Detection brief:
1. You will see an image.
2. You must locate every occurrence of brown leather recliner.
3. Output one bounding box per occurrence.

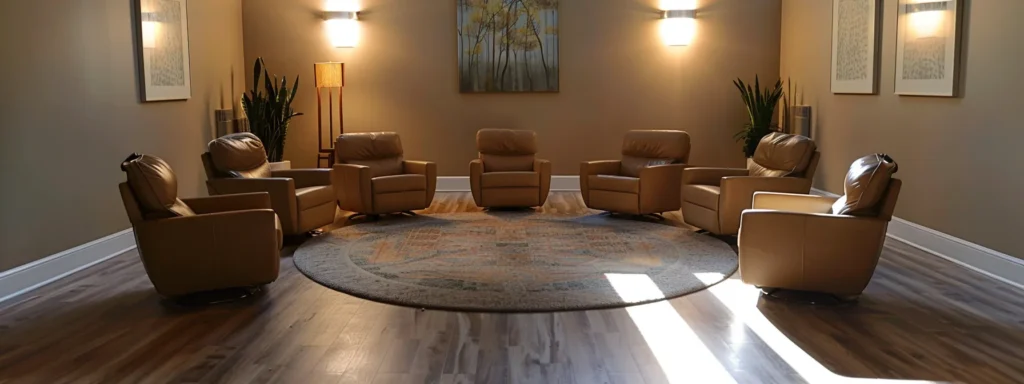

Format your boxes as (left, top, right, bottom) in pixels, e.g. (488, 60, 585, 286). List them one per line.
(470, 129, 551, 208)
(332, 132, 437, 217)
(738, 154, 902, 297)
(119, 154, 281, 297)
(580, 130, 690, 216)
(681, 132, 820, 235)
(201, 133, 337, 236)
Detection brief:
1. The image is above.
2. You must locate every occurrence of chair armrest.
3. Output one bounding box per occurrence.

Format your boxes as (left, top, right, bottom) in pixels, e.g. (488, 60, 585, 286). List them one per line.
(134, 209, 281, 289)
(206, 178, 297, 230)
(403, 160, 435, 176)
(580, 160, 621, 205)
(182, 192, 271, 214)
(717, 176, 813, 235)
(207, 178, 296, 199)
(271, 169, 332, 189)
(581, 160, 622, 176)
(332, 164, 373, 213)
(470, 159, 484, 206)
(637, 163, 687, 213)
(682, 167, 749, 186)
(721, 176, 812, 200)
(535, 159, 552, 204)
(738, 209, 888, 295)
(751, 192, 838, 213)
(404, 160, 437, 204)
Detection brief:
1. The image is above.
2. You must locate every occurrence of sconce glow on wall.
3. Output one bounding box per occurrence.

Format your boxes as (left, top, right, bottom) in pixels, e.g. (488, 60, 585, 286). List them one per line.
(323, 10, 359, 48)
(661, 8, 696, 46)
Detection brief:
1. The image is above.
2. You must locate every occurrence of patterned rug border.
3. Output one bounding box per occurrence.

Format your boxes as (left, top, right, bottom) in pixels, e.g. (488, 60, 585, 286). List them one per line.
(293, 212, 738, 313)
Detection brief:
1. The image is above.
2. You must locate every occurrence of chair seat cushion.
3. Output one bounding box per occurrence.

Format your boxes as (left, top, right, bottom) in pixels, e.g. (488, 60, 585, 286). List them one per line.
(682, 185, 721, 211)
(295, 185, 335, 211)
(372, 174, 427, 194)
(481, 172, 540, 188)
(588, 175, 639, 194)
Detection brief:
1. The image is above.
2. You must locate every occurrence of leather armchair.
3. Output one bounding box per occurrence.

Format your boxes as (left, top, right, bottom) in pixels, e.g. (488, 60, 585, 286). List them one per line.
(470, 129, 551, 208)
(580, 130, 690, 215)
(332, 132, 437, 216)
(682, 132, 819, 235)
(119, 154, 280, 297)
(202, 133, 336, 236)
(738, 154, 902, 296)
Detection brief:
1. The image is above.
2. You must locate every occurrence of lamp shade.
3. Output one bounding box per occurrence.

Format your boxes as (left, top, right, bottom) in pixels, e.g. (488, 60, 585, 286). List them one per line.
(315, 62, 344, 88)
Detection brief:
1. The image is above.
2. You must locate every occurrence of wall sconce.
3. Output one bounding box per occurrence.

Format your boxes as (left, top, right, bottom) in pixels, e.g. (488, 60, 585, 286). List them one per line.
(141, 12, 158, 49)
(314, 62, 345, 167)
(661, 9, 697, 46)
(323, 11, 360, 48)
(905, 1, 949, 39)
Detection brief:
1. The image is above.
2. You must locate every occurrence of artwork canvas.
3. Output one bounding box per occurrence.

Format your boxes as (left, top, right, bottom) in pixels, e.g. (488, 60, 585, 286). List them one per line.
(895, 0, 963, 97)
(136, 0, 192, 101)
(457, 0, 559, 93)
(830, 0, 881, 94)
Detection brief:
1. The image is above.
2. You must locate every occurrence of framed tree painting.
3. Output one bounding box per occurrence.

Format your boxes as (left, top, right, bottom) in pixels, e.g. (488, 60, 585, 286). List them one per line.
(135, 0, 192, 101)
(895, 0, 963, 97)
(831, 0, 882, 94)
(457, 0, 559, 93)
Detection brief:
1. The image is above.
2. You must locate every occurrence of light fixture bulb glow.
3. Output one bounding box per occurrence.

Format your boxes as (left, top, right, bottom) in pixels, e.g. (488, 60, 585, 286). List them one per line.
(908, 10, 945, 39)
(141, 20, 158, 49)
(326, 18, 359, 48)
(661, 16, 696, 46)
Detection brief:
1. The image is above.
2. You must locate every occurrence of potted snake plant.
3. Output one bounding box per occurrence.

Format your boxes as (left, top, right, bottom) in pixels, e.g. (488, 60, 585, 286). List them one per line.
(241, 57, 302, 169)
(733, 75, 785, 159)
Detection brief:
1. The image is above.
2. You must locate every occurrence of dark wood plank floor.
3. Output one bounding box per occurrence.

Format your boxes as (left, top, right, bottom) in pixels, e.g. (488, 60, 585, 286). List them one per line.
(1, 192, 1022, 384)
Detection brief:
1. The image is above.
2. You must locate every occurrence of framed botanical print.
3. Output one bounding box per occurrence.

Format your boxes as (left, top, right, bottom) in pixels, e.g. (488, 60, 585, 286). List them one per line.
(895, 0, 964, 97)
(831, 0, 882, 94)
(135, 0, 192, 101)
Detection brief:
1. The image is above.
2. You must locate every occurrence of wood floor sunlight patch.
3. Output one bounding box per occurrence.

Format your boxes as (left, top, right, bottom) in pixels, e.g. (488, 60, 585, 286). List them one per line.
(605, 273, 737, 384)
(693, 273, 947, 384)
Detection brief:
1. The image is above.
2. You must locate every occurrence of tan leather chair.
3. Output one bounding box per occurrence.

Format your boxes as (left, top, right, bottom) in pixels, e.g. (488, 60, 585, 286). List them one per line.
(738, 154, 902, 297)
(681, 132, 819, 235)
(580, 130, 690, 216)
(470, 129, 551, 208)
(119, 154, 281, 297)
(201, 133, 337, 236)
(332, 132, 437, 217)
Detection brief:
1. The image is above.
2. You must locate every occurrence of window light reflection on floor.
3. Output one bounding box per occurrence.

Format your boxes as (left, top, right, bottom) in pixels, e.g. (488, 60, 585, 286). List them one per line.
(693, 273, 945, 384)
(605, 273, 737, 384)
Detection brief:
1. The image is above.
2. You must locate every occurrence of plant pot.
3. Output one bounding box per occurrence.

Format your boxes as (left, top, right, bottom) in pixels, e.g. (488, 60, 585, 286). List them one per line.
(269, 161, 292, 171)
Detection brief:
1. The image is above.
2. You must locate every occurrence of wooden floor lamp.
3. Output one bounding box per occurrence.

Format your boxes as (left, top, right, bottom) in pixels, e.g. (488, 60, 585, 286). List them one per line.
(314, 62, 344, 168)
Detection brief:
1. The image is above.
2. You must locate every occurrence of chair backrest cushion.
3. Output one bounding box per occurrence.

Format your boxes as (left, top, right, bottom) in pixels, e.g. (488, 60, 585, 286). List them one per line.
(619, 130, 690, 178)
(748, 132, 817, 178)
(336, 132, 405, 177)
(120, 153, 195, 220)
(477, 129, 537, 172)
(832, 154, 899, 216)
(208, 133, 271, 178)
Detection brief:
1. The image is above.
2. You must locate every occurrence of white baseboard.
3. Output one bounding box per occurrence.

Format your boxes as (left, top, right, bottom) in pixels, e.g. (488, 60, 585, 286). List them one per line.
(811, 188, 1024, 290)
(0, 229, 137, 304)
(437, 176, 582, 192)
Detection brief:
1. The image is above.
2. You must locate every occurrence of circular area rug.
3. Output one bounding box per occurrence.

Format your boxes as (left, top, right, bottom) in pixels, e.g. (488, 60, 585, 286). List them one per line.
(293, 213, 737, 312)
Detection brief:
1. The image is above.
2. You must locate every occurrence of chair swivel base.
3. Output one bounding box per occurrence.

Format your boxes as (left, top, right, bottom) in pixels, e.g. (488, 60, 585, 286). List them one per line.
(347, 211, 418, 222)
(759, 287, 859, 306)
(604, 212, 666, 221)
(170, 286, 263, 306)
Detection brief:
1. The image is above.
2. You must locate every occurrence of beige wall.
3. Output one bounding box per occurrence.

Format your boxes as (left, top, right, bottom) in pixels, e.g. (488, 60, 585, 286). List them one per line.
(243, 0, 782, 175)
(0, 0, 246, 271)
(781, 0, 1023, 258)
